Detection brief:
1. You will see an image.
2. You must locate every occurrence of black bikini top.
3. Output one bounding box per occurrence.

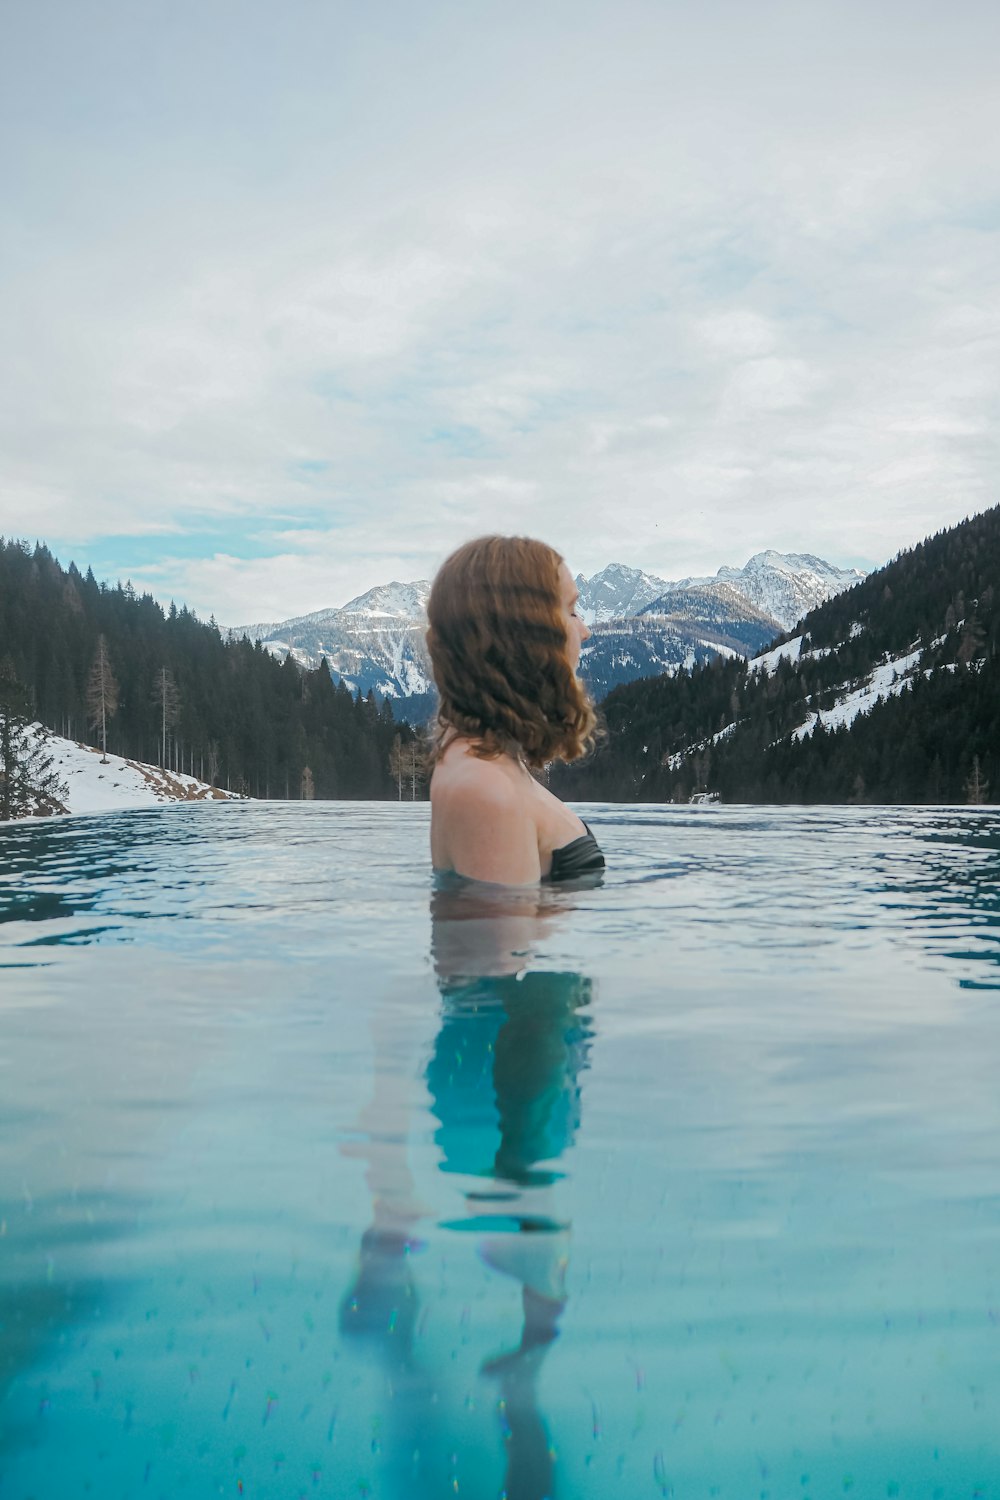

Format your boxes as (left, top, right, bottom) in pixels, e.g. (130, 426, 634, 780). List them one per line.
(546, 822, 605, 882)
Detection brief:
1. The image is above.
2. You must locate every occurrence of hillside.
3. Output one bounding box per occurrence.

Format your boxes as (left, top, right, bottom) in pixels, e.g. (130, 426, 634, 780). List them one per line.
(2, 729, 240, 820)
(551, 506, 1000, 805)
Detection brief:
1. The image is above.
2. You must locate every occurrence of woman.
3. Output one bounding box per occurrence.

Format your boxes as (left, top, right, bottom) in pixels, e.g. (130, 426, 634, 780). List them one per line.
(426, 535, 605, 884)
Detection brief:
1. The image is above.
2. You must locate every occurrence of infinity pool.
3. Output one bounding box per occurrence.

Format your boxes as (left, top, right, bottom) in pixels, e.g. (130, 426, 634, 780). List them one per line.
(2, 803, 999, 1498)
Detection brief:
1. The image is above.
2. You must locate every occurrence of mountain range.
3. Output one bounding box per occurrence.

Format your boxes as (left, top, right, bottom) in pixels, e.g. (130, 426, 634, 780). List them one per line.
(227, 551, 864, 714)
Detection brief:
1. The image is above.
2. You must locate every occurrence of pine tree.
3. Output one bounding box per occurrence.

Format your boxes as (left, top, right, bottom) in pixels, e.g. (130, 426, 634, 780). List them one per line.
(86, 634, 119, 761)
(206, 740, 221, 787)
(0, 661, 68, 820)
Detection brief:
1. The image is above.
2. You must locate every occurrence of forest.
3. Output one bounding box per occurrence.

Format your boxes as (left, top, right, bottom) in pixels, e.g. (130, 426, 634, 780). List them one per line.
(0, 538, 422, 800)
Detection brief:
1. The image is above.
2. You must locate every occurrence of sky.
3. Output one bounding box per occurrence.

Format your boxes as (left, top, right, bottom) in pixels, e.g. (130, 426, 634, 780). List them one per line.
(2, 0, 999, 626)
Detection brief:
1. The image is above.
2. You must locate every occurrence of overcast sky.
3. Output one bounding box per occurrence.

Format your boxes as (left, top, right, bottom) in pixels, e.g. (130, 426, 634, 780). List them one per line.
(2, 0, 999, 624)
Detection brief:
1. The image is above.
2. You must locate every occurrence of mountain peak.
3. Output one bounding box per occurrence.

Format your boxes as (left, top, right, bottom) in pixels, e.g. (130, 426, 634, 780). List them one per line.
(576, 563, 671, 623)
(712, 552, 865, 627)
(340, 580, 431, 617)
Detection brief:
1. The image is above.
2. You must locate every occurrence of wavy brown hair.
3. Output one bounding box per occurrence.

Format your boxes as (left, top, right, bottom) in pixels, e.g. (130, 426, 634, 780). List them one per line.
(425, 535, 597, 770)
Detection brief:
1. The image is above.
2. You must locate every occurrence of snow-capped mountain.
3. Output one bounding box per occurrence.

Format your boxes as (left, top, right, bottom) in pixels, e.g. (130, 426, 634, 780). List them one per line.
(226, 552, 863, 714)
(662, 551, 865, 632)
(577, 553, 863, 633)
(340, 580, 432, 620)
(228, 581, 434, 704)
(574, 564, 672, 624)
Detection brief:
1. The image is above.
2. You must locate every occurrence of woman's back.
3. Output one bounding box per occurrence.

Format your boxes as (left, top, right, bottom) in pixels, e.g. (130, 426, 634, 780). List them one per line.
(430, 736, 589, 884)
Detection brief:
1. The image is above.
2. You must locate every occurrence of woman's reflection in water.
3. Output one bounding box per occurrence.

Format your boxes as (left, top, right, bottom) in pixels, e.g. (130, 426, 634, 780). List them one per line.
(340, 875, 597, 1499)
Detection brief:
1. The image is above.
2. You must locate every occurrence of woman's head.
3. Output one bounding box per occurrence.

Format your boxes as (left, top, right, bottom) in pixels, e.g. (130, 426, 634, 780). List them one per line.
(425, 535, 596, 769)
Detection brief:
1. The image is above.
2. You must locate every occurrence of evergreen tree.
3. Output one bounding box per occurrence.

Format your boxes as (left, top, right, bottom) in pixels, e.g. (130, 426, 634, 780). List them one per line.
(387, 725, 430, 801)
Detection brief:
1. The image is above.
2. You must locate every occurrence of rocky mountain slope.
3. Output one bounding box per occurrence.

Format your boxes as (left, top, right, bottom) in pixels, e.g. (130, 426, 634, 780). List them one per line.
(228, 580, 434, 705)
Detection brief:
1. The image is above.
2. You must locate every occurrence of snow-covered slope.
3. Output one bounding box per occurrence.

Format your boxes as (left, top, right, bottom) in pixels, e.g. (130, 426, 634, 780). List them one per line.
(747, 627, 958, 746)
(340, 580, 432, 619)
(790, 647, 931, 742)
(6, 729, 239, 820)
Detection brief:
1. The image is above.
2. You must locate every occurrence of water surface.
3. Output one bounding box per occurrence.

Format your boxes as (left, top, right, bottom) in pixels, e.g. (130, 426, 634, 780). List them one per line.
(2, 803, 999, 1498)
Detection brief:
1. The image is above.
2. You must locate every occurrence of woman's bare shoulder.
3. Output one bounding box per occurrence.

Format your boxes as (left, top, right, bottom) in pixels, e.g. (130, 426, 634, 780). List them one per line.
(431, 744, 523, 812)
(430, 742, 541, 883)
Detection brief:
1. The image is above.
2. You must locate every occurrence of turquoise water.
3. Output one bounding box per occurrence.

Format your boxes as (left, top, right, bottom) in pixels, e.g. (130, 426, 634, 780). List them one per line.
(2, 803, 1000, 1499)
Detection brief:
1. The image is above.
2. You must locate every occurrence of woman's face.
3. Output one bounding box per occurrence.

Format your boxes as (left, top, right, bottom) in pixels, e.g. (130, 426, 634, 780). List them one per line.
(558, 562, 590, 671)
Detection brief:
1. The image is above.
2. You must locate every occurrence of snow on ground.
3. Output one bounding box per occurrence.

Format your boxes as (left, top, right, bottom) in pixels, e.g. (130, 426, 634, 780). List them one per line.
(664, 718, 739, 772)
(751, 635, 804, 675)
(12, 728, 240, 819)
(792, 648, 925, 742)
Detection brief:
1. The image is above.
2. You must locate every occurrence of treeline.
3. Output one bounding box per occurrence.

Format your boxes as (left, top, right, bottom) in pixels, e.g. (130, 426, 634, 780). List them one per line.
(553, 505, 1000, 805)
(0, 538, 421, 798)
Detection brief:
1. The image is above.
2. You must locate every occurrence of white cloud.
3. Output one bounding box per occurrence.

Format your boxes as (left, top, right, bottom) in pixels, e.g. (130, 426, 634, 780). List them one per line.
(697, 311, 778, 359)
(722, 357, 820, 414)
(2, 0, 999, 616)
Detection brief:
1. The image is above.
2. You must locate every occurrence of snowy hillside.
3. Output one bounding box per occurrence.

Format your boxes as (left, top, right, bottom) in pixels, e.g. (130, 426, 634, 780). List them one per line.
(750, 631, 955, 745)
(6, 729, 240, 820)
